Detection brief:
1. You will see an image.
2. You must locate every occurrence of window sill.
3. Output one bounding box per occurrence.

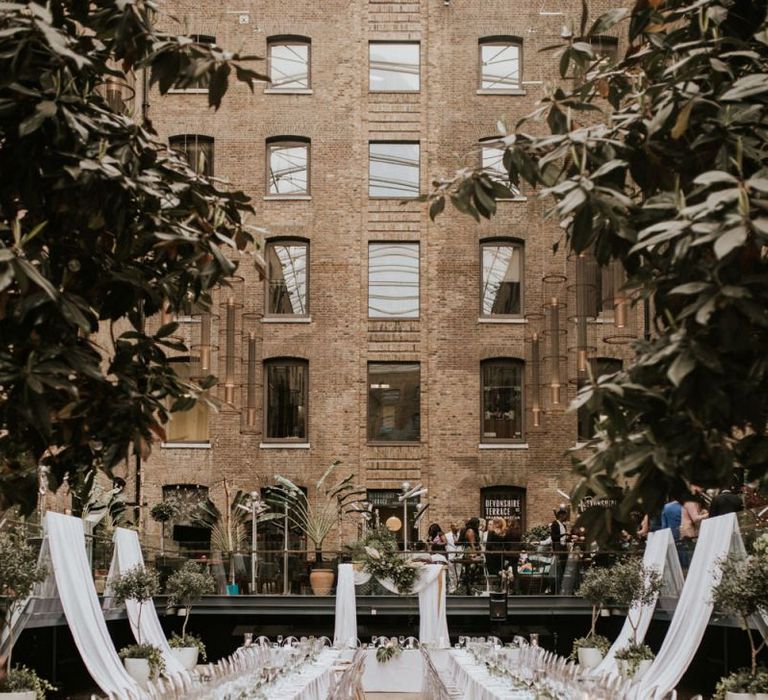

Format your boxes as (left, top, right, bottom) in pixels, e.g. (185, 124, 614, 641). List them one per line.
(369, 90, 421, 94)
(478, 317, 526, 324)
(260, 442, 310, 449)
(167, 88, 208, 94)
(263, 195, 312, 201)
(368, 196, 421, 201)
(161, 442, 211, 449)
(367, 442, 421, 447)
(264, 88, 313, 95)
(478, 443, 529, 450)
(476, 89, 527, 96)
(262, 316, 312, 324)
(496, 196, 528, 202)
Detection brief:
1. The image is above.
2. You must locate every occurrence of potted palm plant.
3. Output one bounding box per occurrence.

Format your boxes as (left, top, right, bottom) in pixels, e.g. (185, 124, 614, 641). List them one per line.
(165, 561, 215, 670)
(712, 534, 768, 700)
(0, 530, 52, 699)
(609, 557, 663, 681)
(111, 565, 165, 687)
(572, 565, 613, 669)
(268, 460, 368, 595)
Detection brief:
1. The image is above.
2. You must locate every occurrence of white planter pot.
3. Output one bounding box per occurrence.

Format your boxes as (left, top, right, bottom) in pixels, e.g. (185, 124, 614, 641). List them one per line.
(171, 646, 199, 671)
(577, 647, 604, 669)
(617, 658, 652, 680)
(124, 657, 151, 688)
(0, 692, 36, 700)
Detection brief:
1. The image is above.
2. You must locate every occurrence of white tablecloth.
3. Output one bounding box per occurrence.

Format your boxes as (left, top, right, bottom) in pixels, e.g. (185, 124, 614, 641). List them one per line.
(449, 650, 534, 700)
(200, 649, 338, 699)
(362, 649, 422, 692)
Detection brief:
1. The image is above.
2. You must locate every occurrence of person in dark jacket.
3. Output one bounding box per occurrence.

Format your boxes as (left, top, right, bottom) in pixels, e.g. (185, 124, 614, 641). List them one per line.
(709, 486, 743, 517)
(550, 507, 569, 593)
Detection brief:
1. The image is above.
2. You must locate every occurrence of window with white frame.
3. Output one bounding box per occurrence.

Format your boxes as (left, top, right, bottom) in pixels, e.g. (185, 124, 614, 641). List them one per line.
(369, 42, 420, 92)
(368, 242, 419, 319)
(481, 239, 523, 317)
(369, 142, 419, 198)
(266, 239, 309, 316)
(479, 37, 522, 91)
(268, 36, 311, 90)
(267, 137, 309, 196)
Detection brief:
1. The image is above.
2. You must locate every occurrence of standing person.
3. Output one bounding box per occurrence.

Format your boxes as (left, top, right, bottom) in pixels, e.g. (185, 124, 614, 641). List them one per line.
(549, 507, 569, 594)
(459, 517, 482, 594)
(485, 517, 508, 578)
(709, 483, 744, 517)
(427, 522, 447, 552)
(444, 521, 462, 593)
(680, 488, 708, 567)
(505, 516, 523, 594)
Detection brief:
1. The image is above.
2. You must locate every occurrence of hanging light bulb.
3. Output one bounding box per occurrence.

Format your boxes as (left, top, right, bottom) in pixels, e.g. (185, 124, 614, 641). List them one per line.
(542, 274, 568, 414)
(525, 312, 545, 429)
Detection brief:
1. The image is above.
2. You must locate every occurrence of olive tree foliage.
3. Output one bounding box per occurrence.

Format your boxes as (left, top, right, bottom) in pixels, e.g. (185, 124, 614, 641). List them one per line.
(429, 0, 768, 541)
(0, 1, 268, 511)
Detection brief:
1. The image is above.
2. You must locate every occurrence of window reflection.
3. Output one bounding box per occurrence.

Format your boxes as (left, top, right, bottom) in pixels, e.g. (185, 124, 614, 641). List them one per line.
(369, 142, 419, 198)
(166, 361, 209, 443)
(368, 242, 419, 318)
(267, 241, 308, 315)
(268, 140, 309, 195)
(265, 359, 307, 440)
(169, 134, 214, 177)
(481, 242, 522, 316)
(480, 139, 520, 197)
(369, 43, 420, 91)
(480, 42, 521, 90)
(368, 363, 420, 442)
(269, 41, 310, 90)
(482, 359, 524, 442)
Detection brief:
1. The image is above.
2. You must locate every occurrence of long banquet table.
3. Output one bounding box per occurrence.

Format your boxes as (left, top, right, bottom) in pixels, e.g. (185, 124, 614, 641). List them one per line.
(449, 649, 535, 700)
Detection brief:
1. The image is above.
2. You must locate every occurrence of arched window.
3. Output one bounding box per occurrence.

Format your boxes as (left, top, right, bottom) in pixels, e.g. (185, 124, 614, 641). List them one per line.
(266, 136, 310, 196)
(479, 36, 522, 92)
(169, 134, 214, 177)
(264, 358, 308, 441)
(266, 239, 309, 316)
(480, 238, 524, 317)
(267, 35, 311, 90)
(481, 358, 524, 442)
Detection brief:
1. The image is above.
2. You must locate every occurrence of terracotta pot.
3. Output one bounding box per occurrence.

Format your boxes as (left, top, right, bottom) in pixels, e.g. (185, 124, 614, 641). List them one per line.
(171, 646, 199, 671)
(123, 658, 151, 688)
(0, 692, 36, 700)
(309, 568, 335, 595)
(577, 647, 604, 669)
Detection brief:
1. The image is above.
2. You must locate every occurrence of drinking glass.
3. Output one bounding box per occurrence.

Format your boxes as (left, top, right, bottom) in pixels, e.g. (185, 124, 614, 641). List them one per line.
(277, 634, 284, 646)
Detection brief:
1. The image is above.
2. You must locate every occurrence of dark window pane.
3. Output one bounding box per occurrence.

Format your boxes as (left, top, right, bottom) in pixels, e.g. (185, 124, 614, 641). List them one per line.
(169, 135, 214, 177)
(480, 43, 520, 90)
(369, 142, 419, 198)
(368, 243, 419, 318)
(577, 358, 622, 440)
(481, 243, 522, 315)
(368, 363, 420, 442)
(266, 361, 307, 440)
(369, 43, 419, 91)
(482, 360, 523, 441)
(267, 242, 308, 315)
(268, 142, 309, 195)
(269, 42, 310, 89)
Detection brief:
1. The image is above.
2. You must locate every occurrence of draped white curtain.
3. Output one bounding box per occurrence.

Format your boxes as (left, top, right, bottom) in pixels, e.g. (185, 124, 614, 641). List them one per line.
(106, 528, 186, 677)
(595, 528, 684, 675)
(636, 513, 745, 698)
(45, 512, 143, 699)
(334, 563, 450, 648)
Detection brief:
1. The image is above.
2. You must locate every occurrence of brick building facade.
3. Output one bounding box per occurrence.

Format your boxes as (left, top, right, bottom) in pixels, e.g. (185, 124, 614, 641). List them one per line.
(131, 0, 638, 548)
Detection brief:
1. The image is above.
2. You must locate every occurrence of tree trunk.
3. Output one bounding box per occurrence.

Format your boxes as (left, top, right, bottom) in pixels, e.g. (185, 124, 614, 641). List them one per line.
(316, 548, 323, 565)
(136, 603, 143, 645)
(182, 607, 190, 640)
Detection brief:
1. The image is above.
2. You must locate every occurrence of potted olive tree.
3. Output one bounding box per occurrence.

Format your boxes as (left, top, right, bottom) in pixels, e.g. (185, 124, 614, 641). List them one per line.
(572, 565, 612, 669)
(610, 557, 663, 681)
(268, 460, 368, 595)
(712, 534, 768, 700)
(0, 530, 52, 700)
(111, 565, 165, 687)
(150, 501, 178, 557)
(165, 561, 215, 670)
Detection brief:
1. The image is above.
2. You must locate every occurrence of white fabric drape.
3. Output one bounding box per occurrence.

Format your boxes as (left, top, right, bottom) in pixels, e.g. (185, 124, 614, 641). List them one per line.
(45, 512, 143, 699)
(333, 563, 358, 648)
(595, 528, 684, 675)
(334, 562, 450, 648)
(636, 513, 742, 698)
(106, 528, 186, 677)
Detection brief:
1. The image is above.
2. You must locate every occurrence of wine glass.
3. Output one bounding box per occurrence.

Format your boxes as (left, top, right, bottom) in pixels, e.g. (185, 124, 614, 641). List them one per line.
(277, 634, 284, 646)
(371, 635, 378, 646)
